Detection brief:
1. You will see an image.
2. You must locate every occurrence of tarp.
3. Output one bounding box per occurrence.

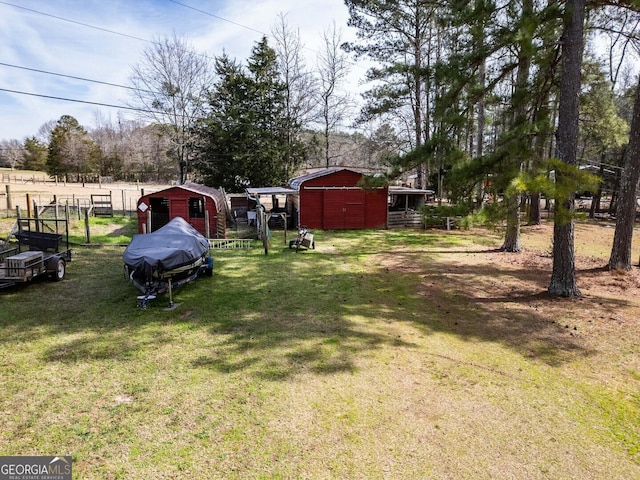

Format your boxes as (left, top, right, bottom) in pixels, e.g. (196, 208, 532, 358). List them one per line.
(123, 217, 209, 279)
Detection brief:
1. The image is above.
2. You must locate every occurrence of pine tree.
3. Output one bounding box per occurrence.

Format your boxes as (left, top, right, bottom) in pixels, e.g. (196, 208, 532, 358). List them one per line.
(609, 74, 640, 270)
(548, 0, 586, 297)
(22, 137, 48, 171)
(193, 38, 306, 192)
(343, 0, 439, 188)
(46, 115, 94, 181)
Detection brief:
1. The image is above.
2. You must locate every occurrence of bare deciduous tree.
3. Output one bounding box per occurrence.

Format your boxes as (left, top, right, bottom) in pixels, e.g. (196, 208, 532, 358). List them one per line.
(0, 139, 22, 169)
(271, 13, 317, 131)
(36, 120, 57, 144)
(317, 22, 353, 168)
(128, 33, 212, 184)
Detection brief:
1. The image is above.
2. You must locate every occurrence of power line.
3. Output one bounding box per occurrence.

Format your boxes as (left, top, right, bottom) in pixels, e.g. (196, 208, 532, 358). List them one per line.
(167, 0, 268, 36)
(166, 0, 360, 69)
(0, 86, 169, 116)
(0, 1, 152, 44)
(0, 1, 221, 63)
(0, 62, 158, 95)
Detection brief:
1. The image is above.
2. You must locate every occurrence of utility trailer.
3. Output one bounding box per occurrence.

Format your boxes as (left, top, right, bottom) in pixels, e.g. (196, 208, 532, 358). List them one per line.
(0, 217, 72, 289)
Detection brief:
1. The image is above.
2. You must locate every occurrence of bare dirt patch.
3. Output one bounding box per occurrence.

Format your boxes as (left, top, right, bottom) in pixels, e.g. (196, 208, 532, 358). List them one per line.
(379, 221, 640, 383)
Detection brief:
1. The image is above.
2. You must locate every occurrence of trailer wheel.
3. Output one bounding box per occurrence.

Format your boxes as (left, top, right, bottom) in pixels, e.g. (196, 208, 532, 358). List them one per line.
(51, 258, 66, 281)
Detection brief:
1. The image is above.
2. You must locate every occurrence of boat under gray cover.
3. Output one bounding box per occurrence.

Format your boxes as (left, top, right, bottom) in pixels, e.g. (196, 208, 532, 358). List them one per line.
(123, 217, 211, 294)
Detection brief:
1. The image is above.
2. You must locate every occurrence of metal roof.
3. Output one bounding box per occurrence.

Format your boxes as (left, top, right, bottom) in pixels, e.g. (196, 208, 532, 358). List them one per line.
(246, 187, 298, 196)
(288, 167, 367, 191)
(388, 186, 435, 195)
(142, 182, 228, 213)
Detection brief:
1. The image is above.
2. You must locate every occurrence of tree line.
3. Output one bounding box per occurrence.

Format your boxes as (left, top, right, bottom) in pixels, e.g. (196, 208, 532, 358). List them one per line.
(0, 16, 399, 186)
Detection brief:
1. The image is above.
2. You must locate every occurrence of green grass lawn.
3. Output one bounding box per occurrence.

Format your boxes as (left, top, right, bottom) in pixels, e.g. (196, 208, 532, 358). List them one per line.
(1, 226, 639, 479)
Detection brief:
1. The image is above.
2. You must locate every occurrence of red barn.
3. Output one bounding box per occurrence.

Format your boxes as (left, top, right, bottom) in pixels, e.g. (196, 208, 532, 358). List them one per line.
(289, 168, 388, 230)
(135, 182, 228, 238)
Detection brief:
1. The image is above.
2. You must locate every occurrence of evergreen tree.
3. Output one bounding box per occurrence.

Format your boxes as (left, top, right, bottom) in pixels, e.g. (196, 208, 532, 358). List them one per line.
(193, 37, 306, 192)
(548, 0, 586, 297)
(579, 59, 629, 217)
(430, 1, 561, 218)
(22, 137, 48, 171)
(46, 115, 94, 180)
(343, 0, 439, 188)
(609, 75, 640, 270)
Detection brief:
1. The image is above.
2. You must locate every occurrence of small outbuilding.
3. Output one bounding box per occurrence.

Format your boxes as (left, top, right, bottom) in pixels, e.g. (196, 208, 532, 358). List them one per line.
(135, 182, 228, 238)
(387, 186, 435, 228)
(288, 168, 388, 230)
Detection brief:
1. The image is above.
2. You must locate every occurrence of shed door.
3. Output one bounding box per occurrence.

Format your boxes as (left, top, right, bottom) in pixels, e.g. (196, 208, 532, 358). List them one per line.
(323, 190, 365, 229)
(150, 197, 170, 231)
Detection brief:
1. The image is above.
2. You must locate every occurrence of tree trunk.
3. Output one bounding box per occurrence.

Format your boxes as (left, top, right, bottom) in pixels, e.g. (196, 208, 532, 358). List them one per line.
(609, 152, 624, 215)
(609, 74, 640, 270)
(501, 0, 533, 253)
(589, 189, 601, 218)
(548, 0, 585, 297)
(475, 57, 486, 208)
(413, 24, 424, 189)
(589, 161, 603, 218)
(502, 194, 522, 251)
(529, 192, 541, 225)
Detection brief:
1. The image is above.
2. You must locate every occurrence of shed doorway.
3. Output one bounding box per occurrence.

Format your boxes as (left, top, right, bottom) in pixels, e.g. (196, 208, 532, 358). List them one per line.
(150, 197, 170, 231)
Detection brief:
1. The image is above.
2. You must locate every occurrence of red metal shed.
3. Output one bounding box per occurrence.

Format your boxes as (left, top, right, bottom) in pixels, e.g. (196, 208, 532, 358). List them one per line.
(135, 182, 228, 238)
(288, 168, 388, 230)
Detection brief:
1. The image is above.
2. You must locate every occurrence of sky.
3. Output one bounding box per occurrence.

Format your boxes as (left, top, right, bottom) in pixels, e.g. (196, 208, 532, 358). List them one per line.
(0, 0, 362, 142)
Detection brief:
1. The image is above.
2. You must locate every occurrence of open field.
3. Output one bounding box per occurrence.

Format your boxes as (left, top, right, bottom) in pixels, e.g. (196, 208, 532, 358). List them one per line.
(1, 168, 170, 214)
(1, 218, 639, 479)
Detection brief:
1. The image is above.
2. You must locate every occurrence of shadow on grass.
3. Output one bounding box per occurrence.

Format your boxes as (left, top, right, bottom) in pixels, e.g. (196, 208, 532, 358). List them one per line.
(190, 307, 412, 379)
(1, 229, 632, 379)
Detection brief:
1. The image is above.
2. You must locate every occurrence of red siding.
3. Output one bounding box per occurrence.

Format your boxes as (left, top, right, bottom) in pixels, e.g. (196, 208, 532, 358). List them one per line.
(136, 186, 223, 237)
(295, 170, 387, 230)
(323, 190, 365, 229)
(302, 170, 363, 188)
(299, 190, 323, 228)
(364, 189, 388, 228)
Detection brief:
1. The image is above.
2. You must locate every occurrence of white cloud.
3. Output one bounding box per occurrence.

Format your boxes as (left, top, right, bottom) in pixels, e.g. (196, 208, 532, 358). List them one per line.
(0, 0, 366, 142)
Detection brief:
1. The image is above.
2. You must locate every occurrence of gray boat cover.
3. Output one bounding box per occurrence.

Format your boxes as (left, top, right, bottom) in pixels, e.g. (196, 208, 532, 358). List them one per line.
(123, 217, 209, 276)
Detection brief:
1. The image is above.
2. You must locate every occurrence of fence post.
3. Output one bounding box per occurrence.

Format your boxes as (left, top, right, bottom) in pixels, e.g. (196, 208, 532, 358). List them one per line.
(5, 185, 10, 215)
(84, 209, 91, 244)
(34, 203, 40, 232)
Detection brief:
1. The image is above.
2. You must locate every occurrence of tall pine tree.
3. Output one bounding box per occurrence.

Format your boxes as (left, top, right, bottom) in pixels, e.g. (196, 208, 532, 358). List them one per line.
(548, 0, 586, 297)
(193, 38, 306, 192)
